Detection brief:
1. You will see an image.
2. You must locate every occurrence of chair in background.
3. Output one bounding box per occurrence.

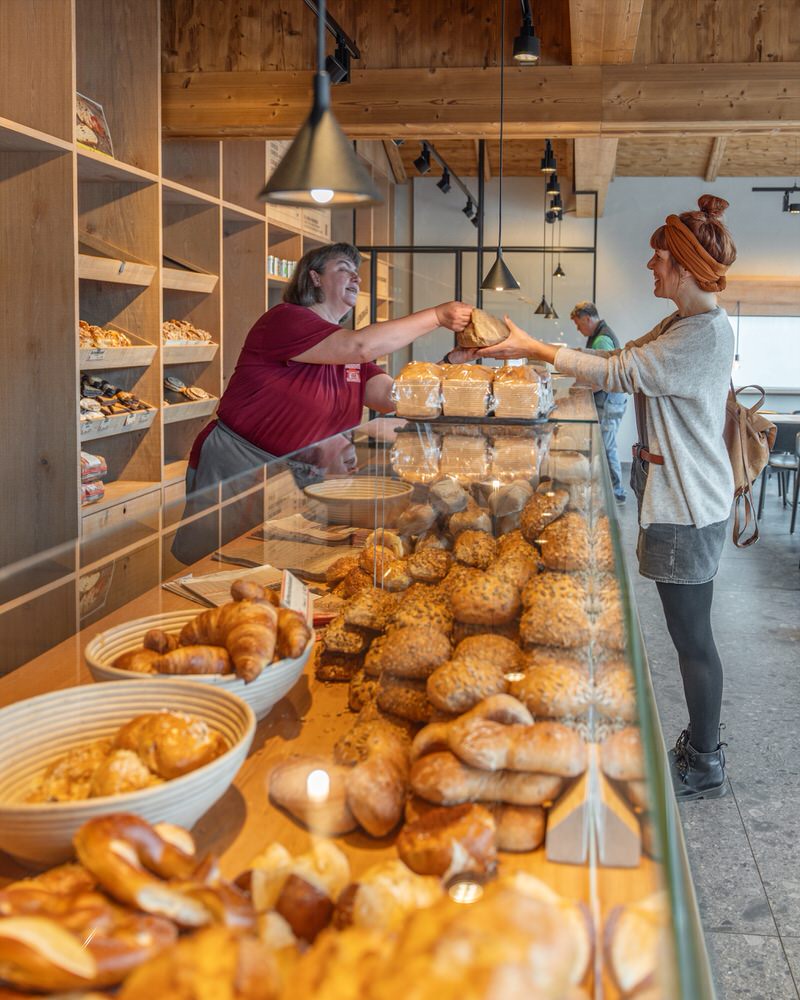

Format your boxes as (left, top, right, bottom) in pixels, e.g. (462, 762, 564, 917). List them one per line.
(758, 422, 800, 517)
(789, 433, 800, 534)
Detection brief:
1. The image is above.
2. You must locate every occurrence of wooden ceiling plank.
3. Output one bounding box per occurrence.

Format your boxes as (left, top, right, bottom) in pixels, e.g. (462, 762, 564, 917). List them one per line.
(382, 139, 407, 184)
(162, 64, 800, 140)
(569, 0, 645, 66)
(574, 137, 618, 218)
(704, 136, 728, 182)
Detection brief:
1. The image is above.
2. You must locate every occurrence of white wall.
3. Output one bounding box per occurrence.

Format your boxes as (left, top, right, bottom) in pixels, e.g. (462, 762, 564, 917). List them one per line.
(411, 174, 800, 453)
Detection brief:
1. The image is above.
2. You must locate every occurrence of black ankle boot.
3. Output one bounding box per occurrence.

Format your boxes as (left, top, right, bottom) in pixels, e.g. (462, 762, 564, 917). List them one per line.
(668, 726, 691, 768)
(672, 740, 727, 801)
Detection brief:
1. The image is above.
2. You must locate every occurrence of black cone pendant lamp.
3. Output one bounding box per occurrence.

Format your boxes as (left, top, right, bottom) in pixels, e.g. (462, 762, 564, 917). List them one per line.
(534, 201, 550, 314)
(553, 216, 566, 278)
(259, 0, 380, 207)
(482, 0, 519, 292)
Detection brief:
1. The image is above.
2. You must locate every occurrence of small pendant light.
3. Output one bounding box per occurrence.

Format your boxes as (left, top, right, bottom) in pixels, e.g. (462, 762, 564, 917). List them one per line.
(534, 192, 550, 314)
(482, 0, 519, 292)
(553, 216, 566, 278)
(546, 221, 559, 319)
(259, 0, 380, 207)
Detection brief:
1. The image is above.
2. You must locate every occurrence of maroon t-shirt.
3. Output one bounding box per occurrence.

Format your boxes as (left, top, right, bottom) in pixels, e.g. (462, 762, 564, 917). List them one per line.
(215, 302, 384, 457)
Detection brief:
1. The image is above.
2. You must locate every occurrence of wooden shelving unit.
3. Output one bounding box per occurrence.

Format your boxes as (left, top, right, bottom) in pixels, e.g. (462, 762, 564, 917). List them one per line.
(0, 26, 395, 671)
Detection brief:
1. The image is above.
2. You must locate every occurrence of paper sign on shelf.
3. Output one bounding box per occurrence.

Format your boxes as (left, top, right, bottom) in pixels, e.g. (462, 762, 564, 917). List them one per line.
(281, 570, 312, 624)
(89, 348, 105, 360)
(124, 412, 136, 426)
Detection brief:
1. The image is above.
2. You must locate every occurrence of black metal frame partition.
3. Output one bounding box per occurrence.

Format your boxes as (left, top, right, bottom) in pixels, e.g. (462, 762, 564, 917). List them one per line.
(354, 141, 599, 329)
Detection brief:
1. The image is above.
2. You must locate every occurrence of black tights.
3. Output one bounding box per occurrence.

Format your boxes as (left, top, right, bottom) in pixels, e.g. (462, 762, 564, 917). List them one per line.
(655, 580, 723, 753)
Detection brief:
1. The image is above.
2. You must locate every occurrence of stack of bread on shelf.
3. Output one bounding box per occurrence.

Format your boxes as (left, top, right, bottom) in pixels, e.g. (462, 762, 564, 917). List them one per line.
(78, 319, 132, 348)
(161, 318, 214, 343)
(110, 580, 312, 683)
(2, 812, 669, 998)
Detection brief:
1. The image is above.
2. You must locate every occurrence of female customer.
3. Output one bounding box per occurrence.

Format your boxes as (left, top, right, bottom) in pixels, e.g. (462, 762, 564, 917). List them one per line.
(186, 242, 471, 491)
(474, 195, 737, 801)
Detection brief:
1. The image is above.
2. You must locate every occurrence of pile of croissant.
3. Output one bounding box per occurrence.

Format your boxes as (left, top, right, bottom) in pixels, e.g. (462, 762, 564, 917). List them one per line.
(112, 581, 312, 683)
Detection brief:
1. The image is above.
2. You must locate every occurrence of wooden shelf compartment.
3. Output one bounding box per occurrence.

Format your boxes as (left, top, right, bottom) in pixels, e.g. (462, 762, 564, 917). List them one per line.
(267, 273, 292, 284)
(163, 397, 218, 424)
(77, 148, 158, 185)
(163, 341, 220, 364)
(0, 117, 72, 154)
(163, 139, 221, 200)
(80, 479, 161, 515)
(80, 408, 156, 442)
(222, 140, 266, 217)
(222, 202, 265, 224)
(162, 177, 220, 208)
(78, 252, 155, 287)
(162, 262, 219, 294)
(79, 330, 157, 369)
(163, 459, 189, 485)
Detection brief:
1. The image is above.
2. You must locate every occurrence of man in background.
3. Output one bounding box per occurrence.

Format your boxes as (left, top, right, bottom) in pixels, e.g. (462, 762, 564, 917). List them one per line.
(570, 302, 627, 504)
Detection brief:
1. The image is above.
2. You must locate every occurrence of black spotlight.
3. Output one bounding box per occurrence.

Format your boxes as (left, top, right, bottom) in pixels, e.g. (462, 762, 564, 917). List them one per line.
(545, 209, 558, 224)
(513, 3, 540, 64)
(414, 143, 431, 175)
(540, 139, 556, 174)
(550, 193, 563, 216)
(463, 198, 476, 220)
(546, 172, 560, 197)
(437, 169, 451, 194)
(325, 41, 350, 84)
(783, 190, 800, 214)
(392, 138, 405, 147)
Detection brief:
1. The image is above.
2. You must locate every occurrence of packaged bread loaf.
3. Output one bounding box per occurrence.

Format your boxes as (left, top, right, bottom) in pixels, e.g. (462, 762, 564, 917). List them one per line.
(391, 362, 443, 418)
(492, 364, 543, 419)
(390, 431, 441, 483)
(543, 449, 592, 484)
(441, 364, 493, 418)
(439, 434, 489, 482)
(457, 308, 509, 349)
(490, 436, 540, 483)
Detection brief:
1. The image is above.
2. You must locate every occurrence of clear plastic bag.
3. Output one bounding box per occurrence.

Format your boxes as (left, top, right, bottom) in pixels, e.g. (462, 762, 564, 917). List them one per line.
(390, 379, 442, 419)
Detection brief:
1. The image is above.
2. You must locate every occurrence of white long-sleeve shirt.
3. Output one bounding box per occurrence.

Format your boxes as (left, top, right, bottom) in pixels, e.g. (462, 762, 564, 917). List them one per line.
(555, 307, 734, 527)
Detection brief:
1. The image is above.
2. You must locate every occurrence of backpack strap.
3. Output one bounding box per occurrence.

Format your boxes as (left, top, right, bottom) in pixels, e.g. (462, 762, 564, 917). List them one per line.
(730, 379, 761, 548)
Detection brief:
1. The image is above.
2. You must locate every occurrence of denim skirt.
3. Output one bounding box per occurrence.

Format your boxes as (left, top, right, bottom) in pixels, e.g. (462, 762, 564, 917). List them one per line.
(631, 456, 727, 585)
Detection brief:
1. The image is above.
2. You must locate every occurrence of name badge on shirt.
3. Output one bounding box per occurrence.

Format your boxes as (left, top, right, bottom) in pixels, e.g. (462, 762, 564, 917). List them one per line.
(344, 364, 361, 383)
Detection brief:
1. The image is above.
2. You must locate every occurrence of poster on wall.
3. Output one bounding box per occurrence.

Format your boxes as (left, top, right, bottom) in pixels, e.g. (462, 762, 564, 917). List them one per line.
(75, 93, 114, 157)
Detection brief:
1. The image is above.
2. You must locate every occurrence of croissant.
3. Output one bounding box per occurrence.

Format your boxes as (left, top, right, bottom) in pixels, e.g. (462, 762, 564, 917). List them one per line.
(275, 608, 312, 660)
(156, 645, 232, 676)
(179, 600, 278, 682)
(230, 579, 280, 606)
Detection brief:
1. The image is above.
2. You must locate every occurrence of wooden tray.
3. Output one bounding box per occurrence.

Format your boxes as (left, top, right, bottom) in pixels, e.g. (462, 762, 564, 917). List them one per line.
(78, 231, 156, 287)
(162, 254, 219, 294)
(79, 408, 156, 442)
(162, 397, 218, 424)
(163, 341, 219, 364)
(79, 328, 157, 370)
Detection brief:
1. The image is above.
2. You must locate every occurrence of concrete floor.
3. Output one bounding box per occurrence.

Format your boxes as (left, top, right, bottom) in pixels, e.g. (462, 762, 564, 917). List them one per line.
(616, 468, 800, 999)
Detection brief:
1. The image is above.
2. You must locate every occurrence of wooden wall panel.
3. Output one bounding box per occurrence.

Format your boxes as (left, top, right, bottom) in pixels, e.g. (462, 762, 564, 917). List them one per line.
(161, 0, 572, 73)
(635, 0, 800, 64)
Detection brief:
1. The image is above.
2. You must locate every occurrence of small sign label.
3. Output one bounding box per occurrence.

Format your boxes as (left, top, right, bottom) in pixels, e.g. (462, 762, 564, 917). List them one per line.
(124, 412, 136, 426)
(89, 348, 106, 360)
(281, 570, 312, 623)
(344, 363, 361, 383)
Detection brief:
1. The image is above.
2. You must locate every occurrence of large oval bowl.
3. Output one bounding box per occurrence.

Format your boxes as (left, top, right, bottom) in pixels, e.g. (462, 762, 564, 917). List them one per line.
(85, 609, 313, 721)
(0, 678, 255, 868)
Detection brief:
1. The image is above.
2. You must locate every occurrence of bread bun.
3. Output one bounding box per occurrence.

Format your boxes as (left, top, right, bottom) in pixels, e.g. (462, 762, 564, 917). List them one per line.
(397, 802, 497, 878)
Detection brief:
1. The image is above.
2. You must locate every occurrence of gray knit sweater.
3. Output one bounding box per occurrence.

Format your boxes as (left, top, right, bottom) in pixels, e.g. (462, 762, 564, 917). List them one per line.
(555, 307, 734, 528)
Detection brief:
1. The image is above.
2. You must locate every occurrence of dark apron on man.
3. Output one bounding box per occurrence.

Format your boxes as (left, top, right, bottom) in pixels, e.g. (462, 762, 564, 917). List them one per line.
(587, 321, 626, 413)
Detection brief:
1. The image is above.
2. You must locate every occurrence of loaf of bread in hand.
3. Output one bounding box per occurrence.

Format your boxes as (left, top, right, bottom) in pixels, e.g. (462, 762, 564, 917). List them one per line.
(457, 309, 509, 348)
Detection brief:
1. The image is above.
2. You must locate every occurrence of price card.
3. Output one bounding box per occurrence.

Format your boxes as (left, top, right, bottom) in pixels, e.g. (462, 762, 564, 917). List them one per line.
(281, 570, 312, 624)
(124, 412, 136, 426)
(89, 348, 105, 361)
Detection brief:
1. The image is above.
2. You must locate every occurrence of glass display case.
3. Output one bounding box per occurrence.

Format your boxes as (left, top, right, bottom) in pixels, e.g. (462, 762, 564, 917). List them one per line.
(0, 387, 714, 999)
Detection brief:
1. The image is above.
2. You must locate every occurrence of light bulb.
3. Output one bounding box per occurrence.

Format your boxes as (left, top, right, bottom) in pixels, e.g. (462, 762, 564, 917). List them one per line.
(306, 769, 330, 802)
(310, 188, 335, 204)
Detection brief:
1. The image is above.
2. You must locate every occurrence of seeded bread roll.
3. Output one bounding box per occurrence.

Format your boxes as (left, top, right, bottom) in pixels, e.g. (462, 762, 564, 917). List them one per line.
(452, 633, 524, 675)
(344, 587, 399, 632)
(448, 504, 493, 538)
(427, 657, 508, 714)
(333, 567, 373, 599)
(323, 615, 370, 655)
(363, 635, 388, 677)
(489, 480, 534, 517)
(449, 570, 521, 627)
(519, 596, 591, 650)
(538, 512, 591, 572)
(348, 669, 381, 711)
(377, 675, 435, 724)
(489, 549, 538, 590)
(373, 626, 452, 680)
(519, 489, 570, 543)
(451, 619, 520, 645)
(595, 602, 626, 651)
(380, 558, 414, 592)
(407, 547, 452, 584)
(359, 544, 398, 576)
(388, 593, 454, 635)
(595, 667, 637, 722)
(315, 647, 363, 683)
(429, 478, 469, 515)
(521, 571, 588, 609)
(509, 664, 592, 719)
(600, 726, 645, 782)
(593, 516, 615, 573)
(438, 562, 475, 595)
(496, 529, 534, 559)
(334, 717, 412, 768)
(415, 528, 452, 551)
(452, 529, 497, 570)
(326, 552, 362, 584)
(520, 646, 590, 674)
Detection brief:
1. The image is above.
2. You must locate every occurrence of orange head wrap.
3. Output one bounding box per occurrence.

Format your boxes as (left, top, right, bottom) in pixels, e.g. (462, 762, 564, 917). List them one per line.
(662, 214, 728, 292)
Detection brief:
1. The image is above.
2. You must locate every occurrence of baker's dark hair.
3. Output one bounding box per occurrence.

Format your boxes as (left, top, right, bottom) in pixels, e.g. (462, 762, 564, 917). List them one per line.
(284, 243, 362, 306)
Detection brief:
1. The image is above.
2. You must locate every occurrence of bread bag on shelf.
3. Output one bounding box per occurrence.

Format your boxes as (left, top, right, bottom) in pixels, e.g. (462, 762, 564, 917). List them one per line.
(391, 361, 442, 418)
(492, 364, 544, 419)
(441, 364, 494, 418)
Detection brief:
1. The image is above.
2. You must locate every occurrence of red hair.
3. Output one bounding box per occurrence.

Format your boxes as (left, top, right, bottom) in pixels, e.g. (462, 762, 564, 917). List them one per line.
(650, 194, 737, 267)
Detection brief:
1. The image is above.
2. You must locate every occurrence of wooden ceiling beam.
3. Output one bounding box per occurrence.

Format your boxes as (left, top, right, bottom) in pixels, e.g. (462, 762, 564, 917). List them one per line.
(382, 139, 407, 184)
(162, 63, 800, 140)
(569, 0, 645, 65)
(704, 136, 728, 182)
(574, 138, 619, 218)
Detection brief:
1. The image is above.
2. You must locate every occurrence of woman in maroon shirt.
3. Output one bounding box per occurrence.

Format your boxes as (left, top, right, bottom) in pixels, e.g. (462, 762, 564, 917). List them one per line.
(187, 242, 470, 492)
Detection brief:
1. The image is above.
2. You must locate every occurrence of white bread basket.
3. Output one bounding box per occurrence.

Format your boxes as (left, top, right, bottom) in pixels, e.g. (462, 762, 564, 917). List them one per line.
(84, 609, 313, 721)
(0, 678, 255, 867)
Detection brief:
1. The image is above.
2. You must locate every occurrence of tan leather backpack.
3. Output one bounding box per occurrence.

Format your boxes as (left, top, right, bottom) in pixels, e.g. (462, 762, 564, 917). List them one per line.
(723, 384, 777, 547)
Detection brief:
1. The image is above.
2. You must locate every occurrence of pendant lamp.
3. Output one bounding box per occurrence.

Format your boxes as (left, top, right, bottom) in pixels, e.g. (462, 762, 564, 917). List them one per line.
(553, 216, 566, 278)
(534, 195, 550, 314)
(546, 224, 559, 318)
(259, 0, 380, 207)
(482, 0, 519, 292)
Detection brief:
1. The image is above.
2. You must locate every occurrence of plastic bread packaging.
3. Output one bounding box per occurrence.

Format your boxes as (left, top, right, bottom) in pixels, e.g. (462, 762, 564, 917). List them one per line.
(390, 430, 442, 483)
(391, 362, 443, 418)
(441, 364, 494, 418)
(490, 437, 541, 483)
(80, 450, 108, 483)
(439, 434, 489, 483)
(80, 480, 105, 506)
(492, 364, 543, 419)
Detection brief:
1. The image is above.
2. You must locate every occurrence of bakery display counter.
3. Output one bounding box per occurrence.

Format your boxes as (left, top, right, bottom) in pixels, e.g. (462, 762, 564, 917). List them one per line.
(0, 391, 715, 999)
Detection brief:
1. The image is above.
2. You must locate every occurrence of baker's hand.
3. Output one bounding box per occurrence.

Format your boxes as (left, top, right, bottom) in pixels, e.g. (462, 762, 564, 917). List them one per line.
(434, 301, 473, 333)
(476, 315, 554, 361)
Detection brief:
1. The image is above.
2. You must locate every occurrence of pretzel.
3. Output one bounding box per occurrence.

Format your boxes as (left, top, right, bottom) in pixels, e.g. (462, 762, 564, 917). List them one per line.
(0, 891, 176, 991)
(74, 815, 254, 930)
